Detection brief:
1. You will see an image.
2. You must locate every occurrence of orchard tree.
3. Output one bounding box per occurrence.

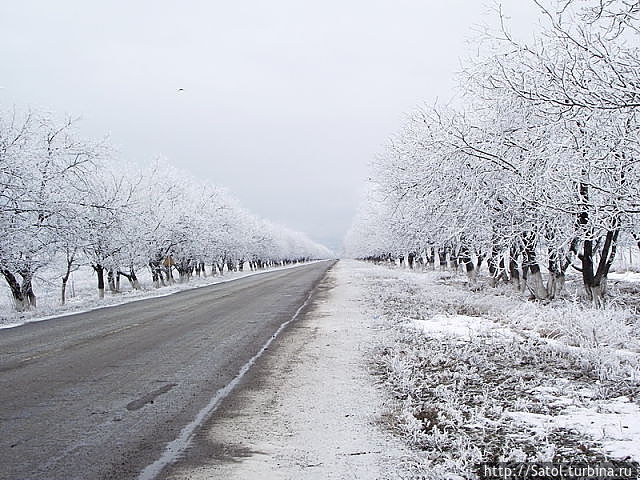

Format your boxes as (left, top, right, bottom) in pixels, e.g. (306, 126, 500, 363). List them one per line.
(0, 109, 105, 309)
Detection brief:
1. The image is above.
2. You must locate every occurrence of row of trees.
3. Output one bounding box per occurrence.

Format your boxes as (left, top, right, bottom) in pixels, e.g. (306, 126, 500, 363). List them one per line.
(345, 0, 640, 306)
(1, 109, 331, 311)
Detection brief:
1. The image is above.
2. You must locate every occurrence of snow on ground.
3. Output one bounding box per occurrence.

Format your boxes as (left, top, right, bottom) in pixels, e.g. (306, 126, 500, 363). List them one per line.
(411, 314, 517, 341)
(162, 260, 412, 480)
(342, 260, 640, 478)
(0, 262, 319, 330)
(610, 271, 640, 283)
(510, 397, 640, 461)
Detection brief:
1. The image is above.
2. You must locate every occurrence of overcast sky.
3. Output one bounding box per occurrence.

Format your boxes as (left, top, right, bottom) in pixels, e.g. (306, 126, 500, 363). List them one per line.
(0, 1, 537, 251)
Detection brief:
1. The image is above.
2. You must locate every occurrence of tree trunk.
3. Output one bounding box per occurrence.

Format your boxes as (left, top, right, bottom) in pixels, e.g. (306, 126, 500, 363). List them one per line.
(437, 248, 447, 270)
(227, 259, 235, 272)
(582, 228, 619, 308)
(118, 268, 141, 290)
(427, 247, 435, 270)
(150, 265, 159, 288)
(487, 242, 501, 288)
(61, 278, 68, 306)
(165, 266, 174, 284)
(18, 270, 37, 309)
(546, 272, 565, 300)
(586, 281, 607, 309)
(476, 253, 485, 274)
(509, 246, 521, 291)
(149, 259, 162, 288)
(130, 267, 140, 289)
(458, 243, 476, 284)
(527, 266, 548, 300)
(545, 227, 579, 300)
(522, 233, 547, 300)
(61, 249, 77, 306)
(448, 245, 459, 273)
(546, 246, 565, 300)
(2, 269, 28, 311)
(61, 269, 72, 305)
(93, 264, 105, 299)
(107, 269, 117, 293)
(574, 178, 616, 307)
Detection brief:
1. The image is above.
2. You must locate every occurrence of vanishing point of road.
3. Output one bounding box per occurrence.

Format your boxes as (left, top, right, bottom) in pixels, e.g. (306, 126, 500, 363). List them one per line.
(0, 261, 334, 480)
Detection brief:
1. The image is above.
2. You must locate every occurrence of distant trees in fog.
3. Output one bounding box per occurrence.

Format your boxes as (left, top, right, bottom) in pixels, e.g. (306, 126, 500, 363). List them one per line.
(345, 0, 640, 307)
(0, 110, 330, 311)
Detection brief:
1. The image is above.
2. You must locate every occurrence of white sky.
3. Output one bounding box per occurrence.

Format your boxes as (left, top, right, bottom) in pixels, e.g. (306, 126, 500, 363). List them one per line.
(0, 1, 538, 251)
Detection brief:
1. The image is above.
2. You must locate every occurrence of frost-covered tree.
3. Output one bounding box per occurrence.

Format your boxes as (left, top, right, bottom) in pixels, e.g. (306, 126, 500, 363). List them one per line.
(0, 110, 105, 309)
(346, 0, 640, 306)
(0, 108, 330, 311)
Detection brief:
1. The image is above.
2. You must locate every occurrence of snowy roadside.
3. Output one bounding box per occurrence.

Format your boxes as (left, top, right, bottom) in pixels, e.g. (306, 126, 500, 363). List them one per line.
(352, 261, 640, 478)
(161, 260, 412, 480)
(0, 261, 323, 330)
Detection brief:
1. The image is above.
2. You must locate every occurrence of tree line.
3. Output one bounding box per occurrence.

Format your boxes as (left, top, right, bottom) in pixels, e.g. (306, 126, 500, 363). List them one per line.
(0, 109, 331, 311)
(345, 0, 640, 307)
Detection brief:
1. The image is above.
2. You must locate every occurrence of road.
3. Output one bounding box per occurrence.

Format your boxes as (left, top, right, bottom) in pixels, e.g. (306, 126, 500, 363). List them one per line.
(0, 261, 334, 480)
(157, 260, 409, 480)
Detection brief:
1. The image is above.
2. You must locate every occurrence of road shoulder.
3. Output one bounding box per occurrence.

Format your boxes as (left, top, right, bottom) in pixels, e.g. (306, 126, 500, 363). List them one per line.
(161, 260, 410, 479)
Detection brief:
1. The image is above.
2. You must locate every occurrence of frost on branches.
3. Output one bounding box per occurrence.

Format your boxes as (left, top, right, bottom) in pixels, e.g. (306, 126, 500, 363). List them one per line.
(345, 0, 640, 307)
(0, 109, 331, 312)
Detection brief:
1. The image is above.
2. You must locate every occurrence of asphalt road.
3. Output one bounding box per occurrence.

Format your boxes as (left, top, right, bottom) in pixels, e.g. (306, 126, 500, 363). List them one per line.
(0, 261, 334, 480)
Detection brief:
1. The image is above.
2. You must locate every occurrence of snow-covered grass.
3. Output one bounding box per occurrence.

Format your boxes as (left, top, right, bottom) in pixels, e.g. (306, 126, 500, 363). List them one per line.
(0, 261, 320, 329)
(345, 261, 640, 478)
(509, 397, 640, 462)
